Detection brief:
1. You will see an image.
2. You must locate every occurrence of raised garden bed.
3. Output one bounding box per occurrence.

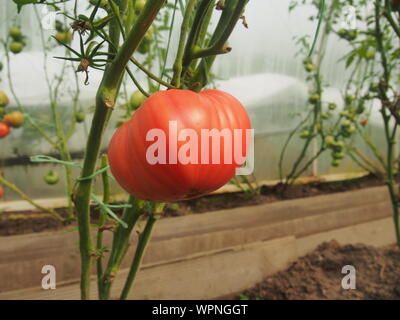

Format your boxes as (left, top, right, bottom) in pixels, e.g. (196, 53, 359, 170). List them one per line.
(241, 241, 400, 300)
(0, 182, 396, 299)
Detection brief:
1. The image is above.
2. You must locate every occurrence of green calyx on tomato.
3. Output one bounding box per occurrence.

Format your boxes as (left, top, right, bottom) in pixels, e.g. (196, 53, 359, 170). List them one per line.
(0, 122, 11, 139)
(4, 111, 24, 128)
(44, 171, 60, 185)
(0, 91, 10, 107)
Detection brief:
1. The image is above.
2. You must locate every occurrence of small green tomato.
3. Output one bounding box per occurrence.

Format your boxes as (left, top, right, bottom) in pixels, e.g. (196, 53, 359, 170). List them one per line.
(44, 171, 60, 185)
(308, 93, 320, 104)
(75, 112, 86, 123)
(130, 90, 146, 110)
(9, 41, 24, 54)
(9, 27, 23, 41)
(0, 91, 9, 107)
(331, 159, 341, 167)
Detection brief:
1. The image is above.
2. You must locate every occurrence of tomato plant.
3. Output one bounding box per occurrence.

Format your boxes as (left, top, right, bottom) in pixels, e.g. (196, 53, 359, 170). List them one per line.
(11, 0, 250, 301)
(109, 89, 251, 202)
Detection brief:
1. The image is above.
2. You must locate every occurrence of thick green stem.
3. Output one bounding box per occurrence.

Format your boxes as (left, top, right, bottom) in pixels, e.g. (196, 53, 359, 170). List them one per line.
(73, 0, 166, 299)
(100, 196, 144, 299)
(191, 0, 249, 89)
(171, 0, 199, 87)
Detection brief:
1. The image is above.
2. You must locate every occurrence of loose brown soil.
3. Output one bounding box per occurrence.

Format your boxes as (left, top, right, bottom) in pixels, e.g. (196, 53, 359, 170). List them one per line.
(241, 240, 400, 300)
(0, 174, 386, 236)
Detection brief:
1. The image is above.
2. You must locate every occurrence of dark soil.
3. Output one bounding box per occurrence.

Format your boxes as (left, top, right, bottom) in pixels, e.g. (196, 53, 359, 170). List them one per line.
(241, 240, 400, 300)
(0, 174, 386, 236)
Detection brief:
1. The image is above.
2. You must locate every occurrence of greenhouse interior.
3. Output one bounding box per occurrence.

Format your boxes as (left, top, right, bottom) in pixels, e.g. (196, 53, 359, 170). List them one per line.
(0, 0, 400, 305)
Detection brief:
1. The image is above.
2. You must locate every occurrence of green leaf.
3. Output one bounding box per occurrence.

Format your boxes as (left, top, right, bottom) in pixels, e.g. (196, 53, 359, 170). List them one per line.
(13, 0, 39, 12)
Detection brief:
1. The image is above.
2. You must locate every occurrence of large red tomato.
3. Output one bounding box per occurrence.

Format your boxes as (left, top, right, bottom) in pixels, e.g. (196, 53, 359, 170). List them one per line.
(0, 122, 11, 138)
(0, 186, 4, 198)
(108, 89, 252, 202)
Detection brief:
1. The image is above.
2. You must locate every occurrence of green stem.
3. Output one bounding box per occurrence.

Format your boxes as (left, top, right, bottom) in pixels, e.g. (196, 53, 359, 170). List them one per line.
(73, 0, 166, 300)
(100, 196, 144, 299)
(96, 155, 110, 296)
(171, 0, 199, 87)
(191, 0, 249, 89)
(375, 0, 400, 245)
(120, 214, 160, 300)
(0, 174, 64, 221)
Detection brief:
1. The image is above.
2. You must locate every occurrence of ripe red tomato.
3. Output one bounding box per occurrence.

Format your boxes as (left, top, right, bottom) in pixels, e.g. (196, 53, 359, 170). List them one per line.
(0, 122, 11, 138)
(108, 89, 252, 202)
(0, 186, 4, 198)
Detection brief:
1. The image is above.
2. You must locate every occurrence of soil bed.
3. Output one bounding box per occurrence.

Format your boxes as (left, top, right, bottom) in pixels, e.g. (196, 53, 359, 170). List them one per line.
(241, 240, 400, 300)
(0, 174, 386, 236)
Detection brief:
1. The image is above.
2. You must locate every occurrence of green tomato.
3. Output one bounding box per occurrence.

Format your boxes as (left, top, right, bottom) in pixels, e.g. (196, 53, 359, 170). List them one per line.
(0, 107, 5, 116)
(337, 29, 348, 38)
(325, 135, 336, 147)
(0, 61, 3, 72)
(331, 159, 341, 167)
(304, 63, 316, 72)
(130, 90, 146, 110)
(303, 57, 312, 65)
(333, 140, 345, 152)
(300, 129, 311, 139)
(9, 27, 23, 40)
(135, 0, 146, 14)
(55, 31, 72, 44)
(321, 112, 331, 120)
(328, 103, 337, 110)
(341, 120, 352, 128)
(308, 93, 320, 104)
(345, 95, 354, 104)
(0, 91, 10, 107)
(332, 152, 345, 160)
(44, 171, 60, 185)
(365, 50, 375, 60)
(75, 112, 86, 123)
(9, 41, 24, 54)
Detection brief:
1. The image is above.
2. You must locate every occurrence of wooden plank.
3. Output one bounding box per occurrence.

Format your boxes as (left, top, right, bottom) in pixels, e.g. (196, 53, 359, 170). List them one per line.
(0, 217, 395, 300)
